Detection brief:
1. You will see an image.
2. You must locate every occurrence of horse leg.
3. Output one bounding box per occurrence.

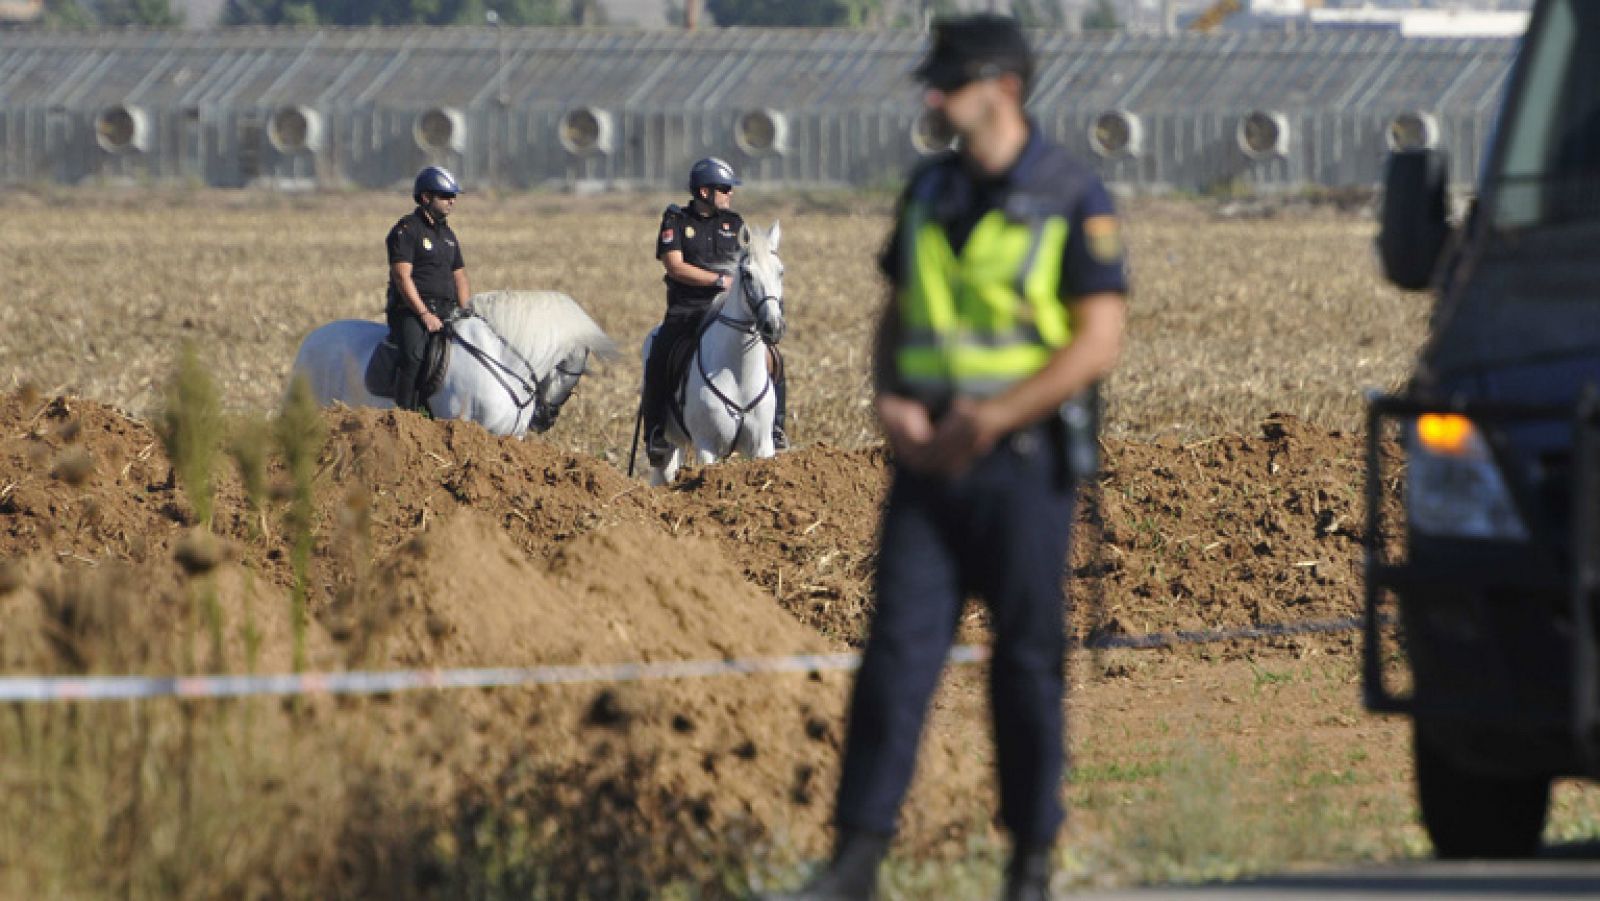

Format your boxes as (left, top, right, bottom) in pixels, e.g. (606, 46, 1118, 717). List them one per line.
(748, 398, 777, 459)
(649, 446, 682, 487)
(692, 441, 719, 466)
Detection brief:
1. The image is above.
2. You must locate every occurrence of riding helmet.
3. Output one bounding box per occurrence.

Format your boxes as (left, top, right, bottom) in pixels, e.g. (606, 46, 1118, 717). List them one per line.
(413, 165, 463, 204)
(688, 157, 741, 192)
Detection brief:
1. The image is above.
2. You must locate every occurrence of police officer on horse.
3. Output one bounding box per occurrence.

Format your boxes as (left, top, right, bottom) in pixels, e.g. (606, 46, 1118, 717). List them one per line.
(386, 165, 471, 413)
(643, 157, 788, 464)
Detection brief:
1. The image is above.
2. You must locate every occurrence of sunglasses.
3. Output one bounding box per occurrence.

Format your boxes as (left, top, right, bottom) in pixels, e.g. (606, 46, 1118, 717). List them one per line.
(435, 193, 458, 200)
(713, 184, 734, 194)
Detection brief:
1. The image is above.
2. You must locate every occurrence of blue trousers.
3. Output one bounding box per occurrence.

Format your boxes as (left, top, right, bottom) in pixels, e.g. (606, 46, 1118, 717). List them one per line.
(835, 427, 1076, 847)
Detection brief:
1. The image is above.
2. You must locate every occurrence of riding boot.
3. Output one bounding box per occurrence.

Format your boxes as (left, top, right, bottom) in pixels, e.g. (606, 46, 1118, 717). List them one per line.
(1000, 845, 1053, 901)
(643, 324, 680, 465)
(641, 374, 672, 466)
(388, 306, 429, 415)
(645, 423, 671, 465)
(393, 378, 419, 414)
(759, 829, 888, 901)
(772, 368, 790, 451)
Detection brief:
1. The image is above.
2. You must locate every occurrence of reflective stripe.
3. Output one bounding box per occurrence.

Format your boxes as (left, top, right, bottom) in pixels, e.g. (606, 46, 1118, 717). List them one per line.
(899, 323, 1049, 350)
(897, 202, 1071, 395)
(898, 345, 1054, 389)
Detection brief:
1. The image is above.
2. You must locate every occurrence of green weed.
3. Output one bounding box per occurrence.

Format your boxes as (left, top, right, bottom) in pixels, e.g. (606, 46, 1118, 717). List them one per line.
(275, 376, 325, 672)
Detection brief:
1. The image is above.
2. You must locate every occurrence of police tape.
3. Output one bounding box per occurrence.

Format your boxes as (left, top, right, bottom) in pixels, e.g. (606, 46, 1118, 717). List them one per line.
(0, 615, 1365, 703)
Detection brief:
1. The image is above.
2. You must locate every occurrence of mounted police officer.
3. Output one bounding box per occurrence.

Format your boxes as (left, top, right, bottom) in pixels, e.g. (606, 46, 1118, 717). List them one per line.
(643, 156, 789, 464)
(765, 16, 1127, 901)
(386, 165, 471, 413)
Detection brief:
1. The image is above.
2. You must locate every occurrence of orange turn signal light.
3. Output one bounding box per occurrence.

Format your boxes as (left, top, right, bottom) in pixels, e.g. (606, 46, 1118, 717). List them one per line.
(1416, 413, 1476, 456)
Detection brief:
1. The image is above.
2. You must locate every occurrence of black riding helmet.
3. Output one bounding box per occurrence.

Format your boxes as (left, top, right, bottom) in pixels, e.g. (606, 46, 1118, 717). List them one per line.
(413, 165, 463, 204)
(688, 157, 741, 193)
(915, 14, 1034, 95)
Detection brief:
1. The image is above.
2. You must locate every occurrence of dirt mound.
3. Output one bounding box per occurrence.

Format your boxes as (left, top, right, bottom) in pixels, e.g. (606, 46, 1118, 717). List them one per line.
(633, 416, 1378, 656)
(367, 514, 996, 876)
(0, 391, 1386, 890)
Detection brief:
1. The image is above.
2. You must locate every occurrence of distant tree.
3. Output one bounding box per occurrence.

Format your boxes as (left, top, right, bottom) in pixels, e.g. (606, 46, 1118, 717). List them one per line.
(889, 0, 954, 28)
(99, 0, 179, 26)
(225, 0, 577, 25)
(223, 0, 313, 25)
(1011, 0, 1064, 28)
(705, 0, 882, 27)
(1082, 0, 1117, 30)
(40, 0, 96, 28)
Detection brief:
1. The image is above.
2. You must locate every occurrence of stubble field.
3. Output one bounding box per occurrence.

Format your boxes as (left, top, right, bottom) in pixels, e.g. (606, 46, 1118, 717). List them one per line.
(3, 187, 1599, 898)
(5, 188, 1421, 453)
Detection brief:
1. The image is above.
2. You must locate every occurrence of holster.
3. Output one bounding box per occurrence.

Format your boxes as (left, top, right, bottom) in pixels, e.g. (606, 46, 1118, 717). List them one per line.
(1053, 382, 1102, 488)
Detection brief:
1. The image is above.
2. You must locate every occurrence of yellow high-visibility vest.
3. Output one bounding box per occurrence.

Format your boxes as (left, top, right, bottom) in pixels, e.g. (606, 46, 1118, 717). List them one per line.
(896, 200, 1072, 398)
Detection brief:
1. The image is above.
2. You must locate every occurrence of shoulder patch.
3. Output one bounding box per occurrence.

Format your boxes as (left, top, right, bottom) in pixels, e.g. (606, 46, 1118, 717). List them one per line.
(660, 227, 675, 244)
(1083, 215, 1123, 263)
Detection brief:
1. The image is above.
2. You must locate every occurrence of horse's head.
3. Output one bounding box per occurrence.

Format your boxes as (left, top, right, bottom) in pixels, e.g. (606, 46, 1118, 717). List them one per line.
(530, 345, 590, 433)
(737, 221, 785, 346)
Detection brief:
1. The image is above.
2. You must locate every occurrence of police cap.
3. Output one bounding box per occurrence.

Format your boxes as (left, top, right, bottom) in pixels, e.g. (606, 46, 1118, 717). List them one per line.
(914, 14, 1034, 94)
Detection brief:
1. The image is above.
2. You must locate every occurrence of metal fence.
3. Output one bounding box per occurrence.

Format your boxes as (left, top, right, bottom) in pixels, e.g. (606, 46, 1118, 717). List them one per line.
(0, 29, 1517, 192)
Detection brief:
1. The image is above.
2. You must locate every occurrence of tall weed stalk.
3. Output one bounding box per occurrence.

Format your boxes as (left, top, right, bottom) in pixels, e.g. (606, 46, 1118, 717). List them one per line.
(228, 415, 273, 674)
(276, 376, 325, 672)
(159, 345, 227, 671)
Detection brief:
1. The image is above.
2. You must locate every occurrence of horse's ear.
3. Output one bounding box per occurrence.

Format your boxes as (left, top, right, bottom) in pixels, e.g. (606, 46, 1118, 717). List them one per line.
(738, 223, 752, 249)
(767, 220, 781, 253)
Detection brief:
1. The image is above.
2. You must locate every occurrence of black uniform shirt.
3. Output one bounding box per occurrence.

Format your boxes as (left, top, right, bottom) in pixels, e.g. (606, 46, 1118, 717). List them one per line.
(386, 208, 465, 313)
(655, 202, 746, 312)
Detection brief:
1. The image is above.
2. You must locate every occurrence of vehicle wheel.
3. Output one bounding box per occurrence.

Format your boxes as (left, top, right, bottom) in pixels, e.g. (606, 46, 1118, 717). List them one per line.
(1414, 723, 1550, 859)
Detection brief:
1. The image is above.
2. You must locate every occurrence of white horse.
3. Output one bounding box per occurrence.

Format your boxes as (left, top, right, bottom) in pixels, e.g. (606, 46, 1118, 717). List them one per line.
(291, 290, 616, 437)
(643, 221, 785, 485)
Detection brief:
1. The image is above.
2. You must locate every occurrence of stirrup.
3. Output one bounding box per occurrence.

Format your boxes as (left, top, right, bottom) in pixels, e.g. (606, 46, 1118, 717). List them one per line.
(646, 426, 672, 464)
(772, 425, 790, 451)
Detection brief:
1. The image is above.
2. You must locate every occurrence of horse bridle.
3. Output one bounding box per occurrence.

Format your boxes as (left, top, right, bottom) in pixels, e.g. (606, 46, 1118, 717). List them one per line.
(442, 312, 556, 433)
(712, 257, 783, 343)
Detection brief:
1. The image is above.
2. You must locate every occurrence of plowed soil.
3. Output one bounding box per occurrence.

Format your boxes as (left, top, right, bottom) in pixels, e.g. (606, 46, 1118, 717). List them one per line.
(0, 387, 1408, 893)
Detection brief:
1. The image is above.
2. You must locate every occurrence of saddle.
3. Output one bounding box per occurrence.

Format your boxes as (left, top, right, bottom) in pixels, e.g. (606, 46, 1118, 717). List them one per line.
(655, 315, 716, 433)
(365, 328, 452, 402)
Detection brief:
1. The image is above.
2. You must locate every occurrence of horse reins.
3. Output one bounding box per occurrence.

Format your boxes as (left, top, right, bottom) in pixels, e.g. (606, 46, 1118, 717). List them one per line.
(444, 313, 546, 434)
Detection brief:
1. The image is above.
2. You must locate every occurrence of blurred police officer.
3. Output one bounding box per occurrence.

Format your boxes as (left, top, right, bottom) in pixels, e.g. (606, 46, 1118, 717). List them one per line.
(643, 157, 789, 463)
(766, 15, 1127, 901)
(386, 165, 470, 413)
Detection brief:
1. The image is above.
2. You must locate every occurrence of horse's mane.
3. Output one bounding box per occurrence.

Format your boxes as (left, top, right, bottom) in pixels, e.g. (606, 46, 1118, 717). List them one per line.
(470, 290, 618, 373)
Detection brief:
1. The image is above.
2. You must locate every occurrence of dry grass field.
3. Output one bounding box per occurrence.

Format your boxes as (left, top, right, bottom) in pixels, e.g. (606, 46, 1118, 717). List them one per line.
(5, 187, 1600, 899)
(4, 187, 1427, 456)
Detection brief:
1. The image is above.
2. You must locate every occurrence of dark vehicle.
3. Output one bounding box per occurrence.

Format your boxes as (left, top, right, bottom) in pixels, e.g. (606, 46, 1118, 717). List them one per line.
(1367, 0, 1600, 859)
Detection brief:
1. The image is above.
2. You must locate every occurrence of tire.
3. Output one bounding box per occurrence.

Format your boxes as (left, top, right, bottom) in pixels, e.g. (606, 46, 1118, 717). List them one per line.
(1414, 722, 1550, 859)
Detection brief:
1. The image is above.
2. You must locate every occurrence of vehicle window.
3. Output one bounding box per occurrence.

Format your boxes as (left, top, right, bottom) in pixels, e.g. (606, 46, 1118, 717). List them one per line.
(1491, 0, 1600, 228)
